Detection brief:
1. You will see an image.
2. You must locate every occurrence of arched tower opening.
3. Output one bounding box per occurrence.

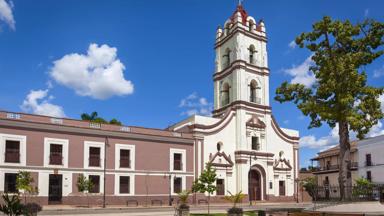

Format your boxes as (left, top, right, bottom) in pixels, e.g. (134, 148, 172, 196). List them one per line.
(249, 79, 258, 103)
(221, 82, 230, 107)
(248, 45, 256, 64)
(223, 48, 231, 68)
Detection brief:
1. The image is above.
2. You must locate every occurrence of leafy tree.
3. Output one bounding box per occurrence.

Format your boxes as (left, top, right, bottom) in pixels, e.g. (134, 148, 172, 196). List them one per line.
(275, 16, 384, 200)
(16, 171, 37, 204)
(192, 163, 217, 215)
(76, 174, 94, 207)
(301, 177, 317, 201)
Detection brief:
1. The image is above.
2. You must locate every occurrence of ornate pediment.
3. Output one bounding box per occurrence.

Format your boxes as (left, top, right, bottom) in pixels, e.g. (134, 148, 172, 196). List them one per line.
(209, 151, 234, 168)
(246, 116, 266, 129)
(273, 151, 292, 171)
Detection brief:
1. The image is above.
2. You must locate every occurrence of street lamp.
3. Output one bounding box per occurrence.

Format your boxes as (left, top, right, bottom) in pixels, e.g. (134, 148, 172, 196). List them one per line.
(164, 173, 172, 206)
(103, 136, 110, 208)
(294, 178, 300, 203)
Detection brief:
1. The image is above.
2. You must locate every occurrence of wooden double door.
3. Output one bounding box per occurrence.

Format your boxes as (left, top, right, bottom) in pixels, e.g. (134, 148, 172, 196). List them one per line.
(248, 170, 261, 200)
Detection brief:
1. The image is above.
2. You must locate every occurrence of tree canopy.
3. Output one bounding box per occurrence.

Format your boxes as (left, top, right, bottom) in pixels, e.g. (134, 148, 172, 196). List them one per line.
(276, 17, 384, 138)
(192, 163, 217, 214)
(275, 16, 384, 200)
(81, 111, 122, 125)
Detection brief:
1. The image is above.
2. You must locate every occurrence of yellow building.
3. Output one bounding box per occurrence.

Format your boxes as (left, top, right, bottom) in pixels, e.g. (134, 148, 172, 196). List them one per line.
(311, 142, 359, 186)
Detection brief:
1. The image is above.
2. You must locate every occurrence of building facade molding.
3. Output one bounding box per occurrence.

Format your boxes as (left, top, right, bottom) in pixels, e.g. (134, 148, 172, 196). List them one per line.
(0, 119, 194, 145)
(270, 116, 299, 144)
(215, 26, 268, 48)
(213, 60, 270, 81)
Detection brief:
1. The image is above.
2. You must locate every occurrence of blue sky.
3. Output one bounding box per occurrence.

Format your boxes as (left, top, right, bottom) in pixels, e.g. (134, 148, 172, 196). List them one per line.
(0, 0, 383, 168)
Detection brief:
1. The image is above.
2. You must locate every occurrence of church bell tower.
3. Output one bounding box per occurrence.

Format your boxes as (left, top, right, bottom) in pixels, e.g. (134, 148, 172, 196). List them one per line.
(212, 3, 270, 117)
(170, 3, 300, 200)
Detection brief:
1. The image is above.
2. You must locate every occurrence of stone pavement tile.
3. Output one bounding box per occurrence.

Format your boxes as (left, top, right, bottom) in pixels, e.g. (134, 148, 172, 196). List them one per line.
(317, 201, 384, 213)
(42, 213, 175, 216)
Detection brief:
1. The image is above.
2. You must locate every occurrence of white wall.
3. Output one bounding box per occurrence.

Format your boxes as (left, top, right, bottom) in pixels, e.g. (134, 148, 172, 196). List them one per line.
(358, 136, 384, 184)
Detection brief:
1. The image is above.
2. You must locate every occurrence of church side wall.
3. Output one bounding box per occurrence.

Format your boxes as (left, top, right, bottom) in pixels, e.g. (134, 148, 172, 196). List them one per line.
(265, 114, 297, 199)
(199, 112, 238, 196)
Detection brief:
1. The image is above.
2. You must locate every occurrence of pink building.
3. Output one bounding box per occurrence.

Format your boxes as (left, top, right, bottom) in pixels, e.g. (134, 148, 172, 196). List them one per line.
(0, 111, 196, 205)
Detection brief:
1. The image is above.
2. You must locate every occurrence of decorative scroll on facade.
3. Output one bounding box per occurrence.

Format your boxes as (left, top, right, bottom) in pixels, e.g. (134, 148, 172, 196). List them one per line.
(273, 151, 292, 171)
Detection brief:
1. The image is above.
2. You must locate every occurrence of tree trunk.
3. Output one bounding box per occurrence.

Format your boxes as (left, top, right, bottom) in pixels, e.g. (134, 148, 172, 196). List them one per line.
(208, 193, 210, 215)
(338, 121, 352, 201)
(87, 193, 90, 208)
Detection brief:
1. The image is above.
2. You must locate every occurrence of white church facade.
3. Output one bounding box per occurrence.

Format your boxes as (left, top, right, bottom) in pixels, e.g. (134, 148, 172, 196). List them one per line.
(169, 4, 299, 201)
(0, 4, 299, 205)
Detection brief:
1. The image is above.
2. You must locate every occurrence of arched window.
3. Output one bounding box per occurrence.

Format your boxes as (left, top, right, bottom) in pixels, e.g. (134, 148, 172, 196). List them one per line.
(224, 23, 231, 35)
(223, 48, 231, 68)
(249, 80, 258, 103)
(221, 83, 230, 106)
(249, 45, 256, 64)
(217, 142, 223, 152)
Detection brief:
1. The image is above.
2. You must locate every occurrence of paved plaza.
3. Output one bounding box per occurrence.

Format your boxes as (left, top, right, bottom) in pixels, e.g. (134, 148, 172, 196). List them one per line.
(36, 201, 384, 216)
(39, 202, 311, 215)
(315, 201, 384, 214)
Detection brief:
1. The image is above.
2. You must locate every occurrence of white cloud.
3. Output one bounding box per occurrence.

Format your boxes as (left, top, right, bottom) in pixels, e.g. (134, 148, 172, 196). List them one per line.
(0, 0, 15, 30)
(300, 133, 337, 149)
(21, 89, 65, 118)
(288, 40, 296, 49)
(373, 65, 384, 78)
(379, 94, 384, 113)
(300, 124, 352, 149)
(302, 117, 384, 150)
(50, 43, 134, 100)
(367, 121, 384, 137)
(179, 92, 213, 116)
(283, 55, 316, 87)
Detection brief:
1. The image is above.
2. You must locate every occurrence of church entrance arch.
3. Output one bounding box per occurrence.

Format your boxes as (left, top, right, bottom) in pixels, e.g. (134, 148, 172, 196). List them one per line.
(248, 164, 266, 201)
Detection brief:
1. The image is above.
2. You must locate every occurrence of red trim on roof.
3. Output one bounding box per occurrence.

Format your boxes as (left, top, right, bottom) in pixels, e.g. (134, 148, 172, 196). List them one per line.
(231, 5, 248, 25)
